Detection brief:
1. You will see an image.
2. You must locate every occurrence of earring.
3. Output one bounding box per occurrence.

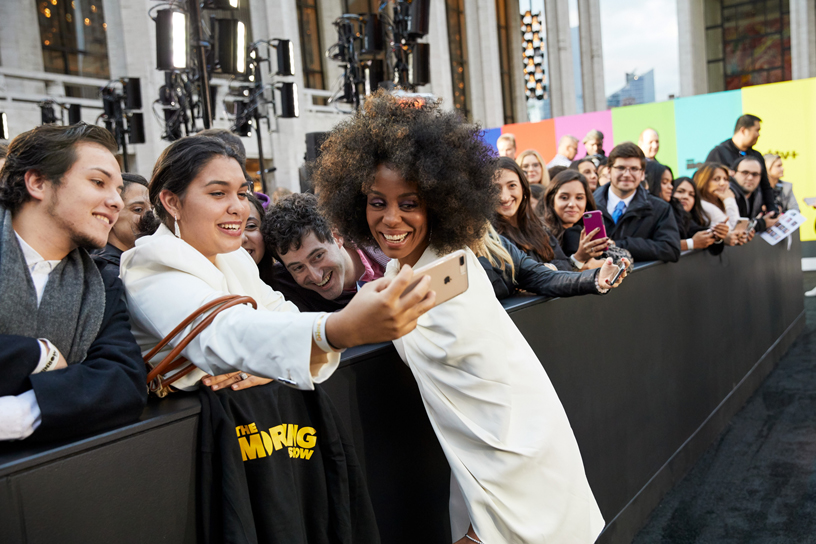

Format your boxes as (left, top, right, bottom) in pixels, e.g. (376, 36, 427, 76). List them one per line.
(174, 216, 181, 238)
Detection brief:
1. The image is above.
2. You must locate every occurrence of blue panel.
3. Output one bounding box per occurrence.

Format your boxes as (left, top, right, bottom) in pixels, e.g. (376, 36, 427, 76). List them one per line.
(481, 127, 502, 151)
(674, 90, 743, 178)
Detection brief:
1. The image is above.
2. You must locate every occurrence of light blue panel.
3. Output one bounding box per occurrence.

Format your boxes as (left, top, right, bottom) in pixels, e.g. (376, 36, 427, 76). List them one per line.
(674, 90, 743, 178)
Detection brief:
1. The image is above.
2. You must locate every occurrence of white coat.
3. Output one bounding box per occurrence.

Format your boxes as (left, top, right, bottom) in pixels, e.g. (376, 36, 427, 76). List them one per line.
(120, 224, 339, 390)
(388, 246, 605, 543)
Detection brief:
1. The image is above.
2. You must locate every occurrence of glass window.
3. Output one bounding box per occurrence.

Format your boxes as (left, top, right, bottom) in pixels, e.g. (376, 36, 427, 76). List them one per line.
(446, 0, 470, 119)
(36, 0, 110, 79)
(495, 0, 515, 124)
(706, 0, 790, 92)
(297, 0, 325, 89)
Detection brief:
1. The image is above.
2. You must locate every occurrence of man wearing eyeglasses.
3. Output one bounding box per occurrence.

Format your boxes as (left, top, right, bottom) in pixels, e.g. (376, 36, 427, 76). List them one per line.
(593, 142, 680, 263)
(705, 114, 777, 216)
(730, 156, 780, 232)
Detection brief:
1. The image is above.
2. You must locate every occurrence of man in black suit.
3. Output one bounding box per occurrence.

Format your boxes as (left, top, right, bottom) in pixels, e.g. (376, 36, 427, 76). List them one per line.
(0, 123, 146, 442)
(593, 142, 681, 263)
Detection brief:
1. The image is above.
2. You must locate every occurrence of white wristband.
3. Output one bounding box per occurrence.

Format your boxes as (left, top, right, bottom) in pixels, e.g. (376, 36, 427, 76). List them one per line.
(686, 238, 694, 250)
(312, 313, 346, 354)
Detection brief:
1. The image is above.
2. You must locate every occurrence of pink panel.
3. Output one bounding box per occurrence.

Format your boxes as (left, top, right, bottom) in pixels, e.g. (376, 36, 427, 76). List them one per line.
(553, 110, 614, 159)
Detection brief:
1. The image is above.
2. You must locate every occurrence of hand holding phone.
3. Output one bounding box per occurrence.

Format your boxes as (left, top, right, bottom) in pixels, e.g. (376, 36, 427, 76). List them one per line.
(401, 250, 469, 307)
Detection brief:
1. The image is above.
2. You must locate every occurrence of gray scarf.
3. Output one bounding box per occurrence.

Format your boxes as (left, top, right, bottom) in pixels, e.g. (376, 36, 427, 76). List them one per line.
(0, 206, 105, 364)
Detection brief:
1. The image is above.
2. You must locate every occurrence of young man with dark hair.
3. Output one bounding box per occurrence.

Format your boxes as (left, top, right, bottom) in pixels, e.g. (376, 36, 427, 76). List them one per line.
(0, 123, 146, 441)
(94, 173, 151, 272)
(730, 156, 780, 232)
(706, 113, 777, 215)
(593, 142, 681, 262)
(261, 193, 386, 312)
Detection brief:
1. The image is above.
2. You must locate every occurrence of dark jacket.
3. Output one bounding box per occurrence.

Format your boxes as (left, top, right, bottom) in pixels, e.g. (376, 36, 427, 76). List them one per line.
(2, 260, 147, 442)
(260, 262, 356, 312)
(479, 235, 601, 299)
(729, 180, 770, 232)
(520, 233, 572, 271)
(199, 382, 380, 544)
(91, 243, 124, 275)
(593, 185, 681, 263)
(706, 138, 777, 213)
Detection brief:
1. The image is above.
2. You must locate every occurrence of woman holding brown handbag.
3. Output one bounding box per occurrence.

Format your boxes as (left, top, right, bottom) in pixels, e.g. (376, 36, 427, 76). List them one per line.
(120, 136, 434, 392)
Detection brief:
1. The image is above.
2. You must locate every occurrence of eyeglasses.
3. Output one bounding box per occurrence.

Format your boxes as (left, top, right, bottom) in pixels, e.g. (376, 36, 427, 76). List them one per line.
(612, 166, 643, 175)
(736, 170, 761, 178)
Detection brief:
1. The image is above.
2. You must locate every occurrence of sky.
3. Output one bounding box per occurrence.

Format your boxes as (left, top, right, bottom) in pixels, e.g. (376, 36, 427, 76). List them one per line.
(523, 0, 680, 103)
(597, 0, 680, 101)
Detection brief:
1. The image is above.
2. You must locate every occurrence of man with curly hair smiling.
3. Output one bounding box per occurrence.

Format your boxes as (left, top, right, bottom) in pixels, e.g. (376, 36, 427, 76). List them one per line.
(261, 193, 386, 312)
(313, 90, 604, 544)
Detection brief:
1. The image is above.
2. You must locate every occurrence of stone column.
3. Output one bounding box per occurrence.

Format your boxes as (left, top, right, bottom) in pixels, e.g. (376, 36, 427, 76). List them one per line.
(577, 0, 606, 112)
(790, 0, 816, 80)
(464, 0, 504, 128)
(0, 0, 46, 97)
(677, 0, 707, 96)
(543, 0, 576, 117)
(426, 0, 454, 109)
(506, 0, 529, 123)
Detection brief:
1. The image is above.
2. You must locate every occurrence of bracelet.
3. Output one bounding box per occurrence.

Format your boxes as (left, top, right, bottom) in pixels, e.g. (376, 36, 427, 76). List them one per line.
(312, 313, 346, 354)
(464, 535, 483, 544)
(42, 341, 59, 372)
(686, 238, 694, 250)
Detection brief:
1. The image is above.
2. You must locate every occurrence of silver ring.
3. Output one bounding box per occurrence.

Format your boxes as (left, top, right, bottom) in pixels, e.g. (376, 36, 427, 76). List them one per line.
(239, 372, 249, 381)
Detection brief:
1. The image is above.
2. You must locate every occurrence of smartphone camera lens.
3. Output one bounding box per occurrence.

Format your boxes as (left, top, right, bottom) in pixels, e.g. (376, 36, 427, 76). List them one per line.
(459, 256, 465, 266)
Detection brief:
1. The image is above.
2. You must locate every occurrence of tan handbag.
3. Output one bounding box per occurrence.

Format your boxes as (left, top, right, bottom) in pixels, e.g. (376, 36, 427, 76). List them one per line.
(144, 295, 258, 397)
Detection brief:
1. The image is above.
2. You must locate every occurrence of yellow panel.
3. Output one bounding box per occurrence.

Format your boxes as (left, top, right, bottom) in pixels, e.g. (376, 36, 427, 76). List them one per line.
(742, 79, 816, 241)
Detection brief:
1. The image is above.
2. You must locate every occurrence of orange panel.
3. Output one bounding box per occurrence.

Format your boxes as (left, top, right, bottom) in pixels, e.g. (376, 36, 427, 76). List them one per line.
(502, 119, 557, 163)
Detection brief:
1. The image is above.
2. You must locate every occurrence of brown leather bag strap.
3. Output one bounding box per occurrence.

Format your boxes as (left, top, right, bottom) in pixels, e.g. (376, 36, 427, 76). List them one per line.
(145, 295, 258, 386)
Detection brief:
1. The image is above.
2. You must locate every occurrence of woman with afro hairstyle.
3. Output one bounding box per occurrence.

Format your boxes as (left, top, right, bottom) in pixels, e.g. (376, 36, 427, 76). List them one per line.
(314, 90, 605, 544)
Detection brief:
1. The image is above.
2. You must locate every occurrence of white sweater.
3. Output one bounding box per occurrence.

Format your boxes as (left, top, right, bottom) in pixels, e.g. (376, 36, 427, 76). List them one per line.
(701, 197, 740, 229)
(120, 224, 339, 390)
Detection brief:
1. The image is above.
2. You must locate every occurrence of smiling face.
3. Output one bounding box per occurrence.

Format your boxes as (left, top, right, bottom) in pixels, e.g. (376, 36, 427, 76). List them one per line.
(241, 205, 265, 264)
(520, 154, 543, 184)
(494, 168, 523, 225)
(639, 130, 659, 159)
(768, 157, 784, 180)
(108, 182, 150, 251)
(43, 142, 124, 252)
(659, 168, 674, 202)
(609, 157, 644, 199)
(553, 180, 588, 228)
(366, 164, 428, 267)
(278, 232, 349, 300)
(161, 155, 250, 264)
(577, 161, 599, 190)
(674, 180, 696, 213)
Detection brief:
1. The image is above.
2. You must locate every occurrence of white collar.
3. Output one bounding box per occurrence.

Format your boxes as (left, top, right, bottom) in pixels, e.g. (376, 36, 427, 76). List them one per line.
(14, 231, 62, 269)
(607, 188, 636, 215)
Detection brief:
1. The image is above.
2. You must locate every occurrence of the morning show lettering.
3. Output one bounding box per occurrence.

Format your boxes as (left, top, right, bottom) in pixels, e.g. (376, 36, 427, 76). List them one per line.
(236, 422, 317, 462)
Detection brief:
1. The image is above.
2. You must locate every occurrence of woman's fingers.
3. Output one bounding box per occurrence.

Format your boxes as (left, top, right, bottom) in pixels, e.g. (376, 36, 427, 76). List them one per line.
(206, 371, 244, 390)
(230, 375, 273, 390)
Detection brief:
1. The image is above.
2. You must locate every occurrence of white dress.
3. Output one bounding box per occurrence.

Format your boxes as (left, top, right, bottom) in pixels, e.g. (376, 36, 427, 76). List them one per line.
(119, 224, 339, 390)
(388, 246, 604, 543)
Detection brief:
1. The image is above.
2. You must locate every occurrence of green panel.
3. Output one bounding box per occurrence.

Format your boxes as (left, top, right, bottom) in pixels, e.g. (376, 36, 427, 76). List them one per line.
(611, 101, 678, 175)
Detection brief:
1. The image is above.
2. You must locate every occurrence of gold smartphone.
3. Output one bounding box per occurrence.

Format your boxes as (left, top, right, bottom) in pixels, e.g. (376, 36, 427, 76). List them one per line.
(400, 249, 469, 307)
(732, 218, 750, 235)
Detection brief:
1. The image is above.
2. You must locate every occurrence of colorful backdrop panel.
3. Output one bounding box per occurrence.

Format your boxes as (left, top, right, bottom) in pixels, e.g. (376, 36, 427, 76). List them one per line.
(611, 101, 678, 174)
(673, 90, 743, 178)
(481, 127, 501, 150)
(502, 119, 557, 162)
(742, 79, 816, 241)
(553, 110, 614, 159)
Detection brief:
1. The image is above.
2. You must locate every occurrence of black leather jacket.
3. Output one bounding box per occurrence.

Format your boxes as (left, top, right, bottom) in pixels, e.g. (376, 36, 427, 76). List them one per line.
(479, 236, 602, 299)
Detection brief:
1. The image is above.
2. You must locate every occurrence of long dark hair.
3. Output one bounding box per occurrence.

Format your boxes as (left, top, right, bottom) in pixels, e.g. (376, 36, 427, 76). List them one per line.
(493, 156, 555, 262)
(538, 169, 597, 243)
(672, 176, 707, 228)
(645, 161, 670, 199)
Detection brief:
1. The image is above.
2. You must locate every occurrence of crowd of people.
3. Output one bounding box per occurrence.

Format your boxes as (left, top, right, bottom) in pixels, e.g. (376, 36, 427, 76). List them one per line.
(0, 95, 797, 543)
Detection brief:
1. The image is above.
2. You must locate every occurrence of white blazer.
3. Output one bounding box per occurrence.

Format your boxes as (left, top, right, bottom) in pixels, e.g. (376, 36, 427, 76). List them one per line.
(390, 246, 604, 543)
(120, 224, 339, 391)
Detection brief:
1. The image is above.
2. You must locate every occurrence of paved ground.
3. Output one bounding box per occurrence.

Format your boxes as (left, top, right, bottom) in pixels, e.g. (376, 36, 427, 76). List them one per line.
(632, 272, 816, 544)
